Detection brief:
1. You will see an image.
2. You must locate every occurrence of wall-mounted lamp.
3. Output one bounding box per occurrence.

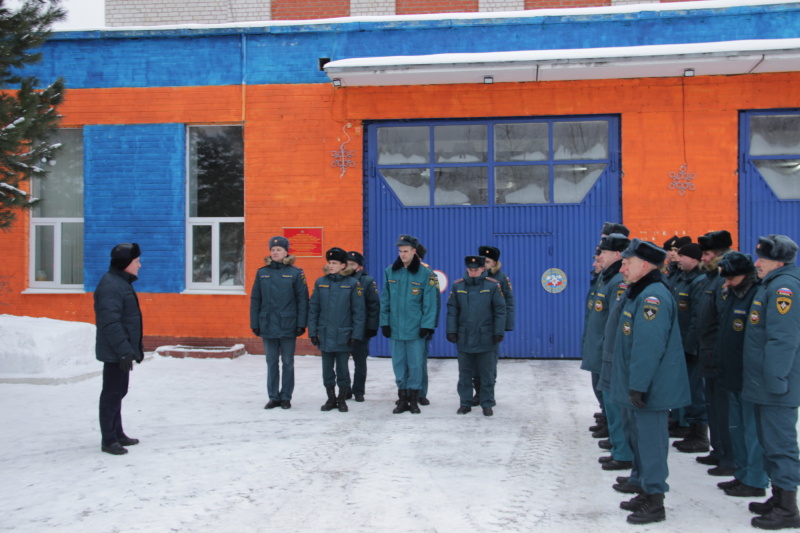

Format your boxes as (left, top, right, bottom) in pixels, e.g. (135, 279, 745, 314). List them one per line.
(332, 78, 342, 87)
(484, 76, 494, 84)
(683, 68, 695, 77)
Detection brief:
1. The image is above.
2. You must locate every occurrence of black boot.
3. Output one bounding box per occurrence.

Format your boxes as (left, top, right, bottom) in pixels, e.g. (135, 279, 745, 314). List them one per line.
(751, 486, 782, 515)
(471, 377, 481, 406)
(408, 389, 421, 414)
(321, 386, 337, 411)
(752, 489, 800, 530)
(674, 423, 710, 453)
(626, 493, 666, 524)
(344, 385, 353, 400)
(393, 389, 409, 414)
(337, 388, 348, 412)
(620, 493, 648, 512)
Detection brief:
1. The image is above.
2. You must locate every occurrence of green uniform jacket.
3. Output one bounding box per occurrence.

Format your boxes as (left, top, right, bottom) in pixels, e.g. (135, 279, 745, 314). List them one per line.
(308, 268, 366, 353)
(696, 268, 726, 377)
(446, 271, 506, 353)
(671, 267, 706, 356)
(488, 261, 515, 331)
(611, 271, 690, 411)
(743, 265, 800, 407)
(250, 255, 309, 339)
(598, 279, 629, 391)
(717, 272, 758, 392)
(352, 269, 380, 336)
(581, 260, 623, 374)
(379, 255, 438, 340)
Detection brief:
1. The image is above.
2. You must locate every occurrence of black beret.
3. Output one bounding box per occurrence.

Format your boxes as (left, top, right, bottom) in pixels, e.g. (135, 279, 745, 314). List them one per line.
(478, 245, 500, 262)
(346, 251, 363, 266)
(601, 222, 630, 237)
(598, 233, 630, 252)
(621, 238, 667, 266)
(677, 243, 702, 261)
(110, 243, 141, 271)
(755, 234, 799, 264)
(465, 255, 486, 268)
(325, 247, 347, 263)
(718, 252, 755, 277)
(395, 234, 419, 249)
(698, 230, 733, 252)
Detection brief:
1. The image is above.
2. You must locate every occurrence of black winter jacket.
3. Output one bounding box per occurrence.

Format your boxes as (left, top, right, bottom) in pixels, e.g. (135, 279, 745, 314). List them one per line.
(94, 268, 144, 363)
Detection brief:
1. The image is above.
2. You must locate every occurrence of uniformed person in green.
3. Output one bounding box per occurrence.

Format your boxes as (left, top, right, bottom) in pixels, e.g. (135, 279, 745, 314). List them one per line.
(250, 236, 309, 410)
(743, 235, 800, 530)
(446, 255, 506, 416)
(380, 234, 438, 414)
(345, 251, 380, 402)
(713, 252, 768, 499)
(472, 245, 514, 407)
(309, 248, 366, 413)
(611, 239, 690, 524)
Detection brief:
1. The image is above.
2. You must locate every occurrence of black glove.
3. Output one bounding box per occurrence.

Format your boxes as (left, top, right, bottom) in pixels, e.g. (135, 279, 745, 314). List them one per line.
(493, 335, 504, 344)
(119, 358, 133, 372)
(310, 336, 320, 347)
(629, 390, 646, 408)
(347, 338, 358, 347)
(382, 326, 391, 338)
(295, 327, 306, 337)
(251, 328, 260, 337)
(366, 329, 378, 338)
(419, 328, 434, 338)
(446, 333, 458, 343)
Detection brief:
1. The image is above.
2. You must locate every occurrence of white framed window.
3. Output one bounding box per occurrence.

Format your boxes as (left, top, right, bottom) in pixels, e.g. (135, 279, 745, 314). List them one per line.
(185, 125, 245, 292)
(28, 129, 84, 291)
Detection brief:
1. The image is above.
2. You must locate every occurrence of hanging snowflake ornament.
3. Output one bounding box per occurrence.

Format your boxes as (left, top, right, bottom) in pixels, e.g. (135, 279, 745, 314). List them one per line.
(668, 164, 696, 196)
(330, 124, 356, 178)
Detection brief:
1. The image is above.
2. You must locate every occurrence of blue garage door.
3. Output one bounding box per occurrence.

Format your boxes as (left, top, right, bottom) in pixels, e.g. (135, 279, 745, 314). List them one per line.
(739, 111, 800, 256)
(364, 116, 621, 359)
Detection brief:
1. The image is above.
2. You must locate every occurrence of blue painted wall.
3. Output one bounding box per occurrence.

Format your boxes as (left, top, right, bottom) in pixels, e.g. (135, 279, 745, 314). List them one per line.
(84, 124, 186, 293)
(25, 2, 800, 89)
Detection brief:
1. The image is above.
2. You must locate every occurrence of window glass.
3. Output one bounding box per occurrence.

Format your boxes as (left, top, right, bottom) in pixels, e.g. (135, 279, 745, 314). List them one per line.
(494, 123, 548, 162)
(750, 115, 800, 156)
(220, 222, 245, 286)
(32, 129, 84, 218)
(192, 225, 212, 283)
(553, 121, 608, 160)
(495, 165, 549, 204)
(188, 126, 244, 218)
(377, 127, 429, 165)
(380, 168, 430, 206)
(34, 225, 54, 282)
(61, 222, 84, 284)
(435, 125, 487, 163)
(753, 160, 800, 200)
(554, 164, 606, 203)
(434, 167, 488, 205)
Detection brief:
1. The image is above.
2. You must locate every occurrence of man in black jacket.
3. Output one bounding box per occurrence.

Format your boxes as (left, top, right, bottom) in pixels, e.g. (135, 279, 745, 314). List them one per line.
(94, 243, 144, 456)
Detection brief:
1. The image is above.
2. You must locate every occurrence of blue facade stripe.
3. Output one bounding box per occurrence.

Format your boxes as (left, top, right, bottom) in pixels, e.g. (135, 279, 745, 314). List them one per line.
(84, 124, 186, 293)
(22, 3, 800, 88)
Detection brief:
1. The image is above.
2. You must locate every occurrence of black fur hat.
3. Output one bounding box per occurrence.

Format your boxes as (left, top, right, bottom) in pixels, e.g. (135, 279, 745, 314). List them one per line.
(677, 243, 702, 261)
(325, 247, 347, 263)
(718, 251, 755, 277)
(598, 233, 630, 252)
(755, 234, 799, 264)
(601, 222, 630, 237)
(416, 243, 428, 260)
(465, 255, 486, 268)
(110, 243, 141, 270)
(346, 251, 363, 266)
(395, 234, 419, 249)
(698, 230, 733, 252)
(478, 245, 500, 262)
(621, 238, 667, 266)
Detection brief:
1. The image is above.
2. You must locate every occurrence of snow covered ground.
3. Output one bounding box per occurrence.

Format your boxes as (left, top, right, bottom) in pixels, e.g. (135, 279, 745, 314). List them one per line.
(0, 315, 776, 532)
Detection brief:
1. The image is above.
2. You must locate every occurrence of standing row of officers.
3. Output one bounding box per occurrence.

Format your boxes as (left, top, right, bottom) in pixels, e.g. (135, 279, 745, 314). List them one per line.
(248, 235, 515, 416)
(581, 223, 800, 529)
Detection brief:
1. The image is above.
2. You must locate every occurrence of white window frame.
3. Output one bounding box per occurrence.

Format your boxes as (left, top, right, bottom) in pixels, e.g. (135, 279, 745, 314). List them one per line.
(26, 129, 84, 293)
(183, 124, 245, 294)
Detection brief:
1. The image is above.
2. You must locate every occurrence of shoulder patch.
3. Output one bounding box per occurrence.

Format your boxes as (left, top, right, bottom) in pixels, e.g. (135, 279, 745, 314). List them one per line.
(644, 296, 661, 306)
(777, 288, 794, 297)
(777, 297, 793, 315)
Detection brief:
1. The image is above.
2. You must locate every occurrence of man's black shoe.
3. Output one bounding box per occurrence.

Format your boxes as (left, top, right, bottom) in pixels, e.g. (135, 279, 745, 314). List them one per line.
(457, 406, 471, 414)
(354, 394, 365, 402)
(264, 400, 281, 409)
(617, 476, 630, 484)
(620, 493, 648, 512)
(598, 439, 612, 450)
(626, 493, 666, 524)
(102, 442, 128, 455)
(613, 481, 643, 494)
(602, 459, 633, 471)
(281, 400, 291, 409)
(598, 455, 614, 464)
(419, 397, 430, 406)
(725, 483, 766, 498)
(718, 478, 741, 490)
(118, 436, 139, 446)
(708, 465, 737, 477)
(696, 454, 720, 465)
(592, 427, 610, 438)
(482, 407, 493, 417)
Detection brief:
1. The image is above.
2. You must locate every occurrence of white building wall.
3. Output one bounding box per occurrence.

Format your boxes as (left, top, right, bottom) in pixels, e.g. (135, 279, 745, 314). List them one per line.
(106, 0, 272, 27)
(479, 0, 525, 12)
(350, 0, 396, 16)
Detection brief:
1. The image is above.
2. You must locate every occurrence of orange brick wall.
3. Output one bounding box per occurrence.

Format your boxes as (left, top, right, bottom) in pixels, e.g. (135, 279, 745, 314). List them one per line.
(3, 73, 799, 349)
(271, 0, 349, 20)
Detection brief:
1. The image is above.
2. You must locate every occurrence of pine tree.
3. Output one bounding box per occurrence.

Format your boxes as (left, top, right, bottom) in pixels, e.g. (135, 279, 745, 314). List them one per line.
(0, 0, 66, 229)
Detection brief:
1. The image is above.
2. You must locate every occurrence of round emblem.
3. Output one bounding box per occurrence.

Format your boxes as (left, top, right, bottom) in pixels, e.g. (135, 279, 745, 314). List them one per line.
(411, 287, 420, 296)
(541, 268, 568, 294)
(622, 321, 632, 336)
(678, 300, 688, 311)
(732, 318, 744, 332)
(595, 300, 604, 312)
(749, 309, 760, 325)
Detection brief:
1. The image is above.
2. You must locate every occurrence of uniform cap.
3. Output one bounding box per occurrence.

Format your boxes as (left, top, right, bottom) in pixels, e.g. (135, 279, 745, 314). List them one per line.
(621, 238, 667, 266)
(755, 234, 798, 264)
(325, 247, 347, 263)
(269, 236, 290, 252)
(464, 255, 486, 269)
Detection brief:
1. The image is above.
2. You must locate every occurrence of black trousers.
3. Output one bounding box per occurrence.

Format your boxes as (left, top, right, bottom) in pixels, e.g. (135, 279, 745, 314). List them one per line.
(99, 362, 130, 446)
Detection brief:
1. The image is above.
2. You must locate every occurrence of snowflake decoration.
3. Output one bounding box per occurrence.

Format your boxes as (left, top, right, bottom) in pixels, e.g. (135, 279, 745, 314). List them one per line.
(330, 124, 356, 178)
(668, 164, 696, 196)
